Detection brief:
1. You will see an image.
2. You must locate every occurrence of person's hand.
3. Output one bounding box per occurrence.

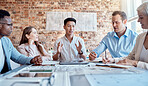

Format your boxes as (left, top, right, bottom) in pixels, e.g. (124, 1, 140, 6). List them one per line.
(117, 59, 138, 67)
(102, 57, 115, 64)
(30, 55, 42, 64)
(75, 41, 82, 53)
(89, 51, 97, 61)
(57, 42, 63, 54)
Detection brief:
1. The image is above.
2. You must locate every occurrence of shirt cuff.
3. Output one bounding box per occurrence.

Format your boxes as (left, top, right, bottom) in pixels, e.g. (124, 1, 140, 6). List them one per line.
(137, 61, 146, 69)
(27, 57, 34, 64)
(114, 57, 126, 63)
(114, 58, 120, 63)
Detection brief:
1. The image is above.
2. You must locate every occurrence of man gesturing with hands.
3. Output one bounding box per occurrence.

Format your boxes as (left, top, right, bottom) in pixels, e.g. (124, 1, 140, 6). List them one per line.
(53, 18, 86, 62)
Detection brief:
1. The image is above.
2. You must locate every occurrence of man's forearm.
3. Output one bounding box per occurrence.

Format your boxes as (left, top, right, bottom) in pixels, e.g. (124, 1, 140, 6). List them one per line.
(79, 54, 86, 60)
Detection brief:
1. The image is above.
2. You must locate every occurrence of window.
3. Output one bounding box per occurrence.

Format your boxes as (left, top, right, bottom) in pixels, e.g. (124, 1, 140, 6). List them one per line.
(121, 0, 143, 34)
(127, 0, 142, 19)
(46, 12, 97, 31)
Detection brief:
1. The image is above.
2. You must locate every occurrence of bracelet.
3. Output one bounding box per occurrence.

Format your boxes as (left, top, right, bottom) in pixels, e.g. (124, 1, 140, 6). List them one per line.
(78, 50, 83, 55)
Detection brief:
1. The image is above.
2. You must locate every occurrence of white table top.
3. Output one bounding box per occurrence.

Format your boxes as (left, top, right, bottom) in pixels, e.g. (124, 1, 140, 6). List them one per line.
(0, 61, 148, 86)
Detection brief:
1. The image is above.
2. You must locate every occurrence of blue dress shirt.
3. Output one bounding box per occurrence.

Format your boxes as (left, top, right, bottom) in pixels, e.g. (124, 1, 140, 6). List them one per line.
(93, 29, 138, 58)
(0, 37, 33, 74)
(0, 39, 5, 72)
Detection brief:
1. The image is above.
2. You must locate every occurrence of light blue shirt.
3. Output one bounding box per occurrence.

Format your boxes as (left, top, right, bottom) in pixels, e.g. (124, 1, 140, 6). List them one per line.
(93, 28, 138, 58)
(0, 37, 33, 73)
(0, 39, 5, 72)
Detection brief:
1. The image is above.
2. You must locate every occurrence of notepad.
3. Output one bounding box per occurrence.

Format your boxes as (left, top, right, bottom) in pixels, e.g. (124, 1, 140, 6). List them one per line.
(29, 70, 52, 72)
(60, 61, 88, 65)
(89, 57, 103, 63)
(96, 63, 132, 69)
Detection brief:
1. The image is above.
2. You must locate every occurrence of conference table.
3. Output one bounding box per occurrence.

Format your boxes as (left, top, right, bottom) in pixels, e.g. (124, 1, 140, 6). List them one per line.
(0, 60, 148, 86)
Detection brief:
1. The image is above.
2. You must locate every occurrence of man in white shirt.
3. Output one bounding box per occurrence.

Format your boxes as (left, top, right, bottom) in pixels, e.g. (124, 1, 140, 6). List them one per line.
(53, 18, 86, 62)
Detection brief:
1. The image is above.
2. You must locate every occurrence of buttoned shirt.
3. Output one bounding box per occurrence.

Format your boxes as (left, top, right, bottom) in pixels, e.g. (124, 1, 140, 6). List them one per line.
(93, 29, 138, 58)
(0, 39, 5, 72)
(53, 35, 86, 62)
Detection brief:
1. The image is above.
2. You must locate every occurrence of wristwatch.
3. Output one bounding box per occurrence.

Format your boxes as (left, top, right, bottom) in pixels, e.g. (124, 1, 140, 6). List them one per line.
(78, 50, 83, 55)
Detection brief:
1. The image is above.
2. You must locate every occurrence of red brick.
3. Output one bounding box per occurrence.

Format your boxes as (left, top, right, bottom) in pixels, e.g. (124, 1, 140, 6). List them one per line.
(0, 0, 120, 55)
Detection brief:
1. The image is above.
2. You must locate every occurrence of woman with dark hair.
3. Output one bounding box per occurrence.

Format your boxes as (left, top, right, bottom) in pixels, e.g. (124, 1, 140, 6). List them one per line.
(0, 10, 42, 74)
(18, 26, 52, 61)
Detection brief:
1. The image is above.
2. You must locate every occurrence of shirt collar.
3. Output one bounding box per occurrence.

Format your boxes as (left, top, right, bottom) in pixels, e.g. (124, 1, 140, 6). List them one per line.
(64, 35, 75, 42)
(113, 27, 129, 38)
(123, 27, 129, 37)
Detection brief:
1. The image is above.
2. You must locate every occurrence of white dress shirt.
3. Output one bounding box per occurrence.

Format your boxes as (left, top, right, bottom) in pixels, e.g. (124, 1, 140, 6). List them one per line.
(53, 35, 86, 62)
(0, 39, 5, 72)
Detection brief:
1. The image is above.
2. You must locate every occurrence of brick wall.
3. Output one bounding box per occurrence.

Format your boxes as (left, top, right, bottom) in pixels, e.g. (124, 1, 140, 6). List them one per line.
(0, 0, 120, 57)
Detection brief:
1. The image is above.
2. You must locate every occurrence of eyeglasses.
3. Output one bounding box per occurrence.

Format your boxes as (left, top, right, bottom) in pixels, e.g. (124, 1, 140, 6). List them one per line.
(0, 23, 13, 26)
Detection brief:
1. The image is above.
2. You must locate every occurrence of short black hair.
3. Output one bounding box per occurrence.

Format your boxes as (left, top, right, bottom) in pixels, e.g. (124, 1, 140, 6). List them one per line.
(0, 9, 10, 18)
(64, 17, 76, 25)
(112, 11, 127, 21)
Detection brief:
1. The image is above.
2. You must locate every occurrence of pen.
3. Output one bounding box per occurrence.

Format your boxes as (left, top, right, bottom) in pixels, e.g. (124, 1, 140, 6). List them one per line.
(90, 50, 95, 55)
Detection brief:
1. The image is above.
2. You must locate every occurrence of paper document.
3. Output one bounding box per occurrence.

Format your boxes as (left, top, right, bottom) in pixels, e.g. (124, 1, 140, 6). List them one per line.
(96, 63, 132, 69)
(42, 61, 59, 65)
(59, 61, 88, 65)
(89, 57, 102, 63)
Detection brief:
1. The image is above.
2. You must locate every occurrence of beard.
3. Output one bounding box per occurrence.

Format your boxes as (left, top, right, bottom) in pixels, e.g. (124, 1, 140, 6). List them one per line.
(0, 31, 12, 36)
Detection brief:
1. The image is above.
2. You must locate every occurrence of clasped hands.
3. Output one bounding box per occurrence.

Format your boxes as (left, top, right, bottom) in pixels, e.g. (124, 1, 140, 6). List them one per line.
(30, 55, 42, 64)
(30, 55, 52, 65)
(30, 55, 52, 64)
